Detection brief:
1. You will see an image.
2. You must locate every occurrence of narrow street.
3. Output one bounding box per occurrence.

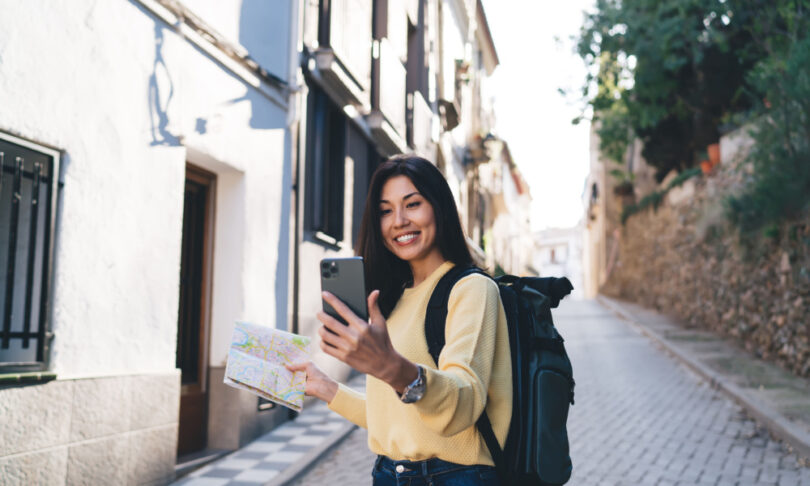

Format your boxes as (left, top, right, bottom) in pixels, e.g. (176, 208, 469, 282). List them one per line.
(289, 300, 810, 486)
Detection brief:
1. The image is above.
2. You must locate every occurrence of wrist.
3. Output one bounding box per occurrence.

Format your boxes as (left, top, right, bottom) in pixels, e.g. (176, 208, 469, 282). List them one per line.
(323, 379, 339, 403)
(383, 355, 418, 394)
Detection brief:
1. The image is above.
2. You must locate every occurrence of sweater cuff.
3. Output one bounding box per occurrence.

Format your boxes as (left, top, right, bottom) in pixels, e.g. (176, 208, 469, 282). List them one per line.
(328, 382, 367, 429)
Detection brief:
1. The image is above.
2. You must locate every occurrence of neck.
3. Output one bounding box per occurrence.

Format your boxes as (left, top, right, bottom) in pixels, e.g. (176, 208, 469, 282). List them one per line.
(409, 253, 448, 287)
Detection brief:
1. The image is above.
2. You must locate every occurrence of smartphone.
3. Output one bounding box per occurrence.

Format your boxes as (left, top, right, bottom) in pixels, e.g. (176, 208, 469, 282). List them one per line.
(320, 257, 369, 325)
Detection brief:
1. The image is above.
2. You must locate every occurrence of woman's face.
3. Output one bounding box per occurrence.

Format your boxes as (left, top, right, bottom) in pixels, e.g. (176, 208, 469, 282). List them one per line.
(378, 175, 441, 265)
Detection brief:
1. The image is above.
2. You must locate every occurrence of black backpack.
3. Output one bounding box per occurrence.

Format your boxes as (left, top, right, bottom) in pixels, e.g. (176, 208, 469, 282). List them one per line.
(425, 265, 575, 486)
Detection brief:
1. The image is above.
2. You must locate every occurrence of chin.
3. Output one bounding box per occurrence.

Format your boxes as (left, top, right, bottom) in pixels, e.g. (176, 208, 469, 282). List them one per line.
(392, 249, 418, 262)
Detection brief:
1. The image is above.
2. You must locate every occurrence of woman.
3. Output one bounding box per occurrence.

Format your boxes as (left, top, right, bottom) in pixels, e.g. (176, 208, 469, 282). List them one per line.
(287, 155, 511, 486)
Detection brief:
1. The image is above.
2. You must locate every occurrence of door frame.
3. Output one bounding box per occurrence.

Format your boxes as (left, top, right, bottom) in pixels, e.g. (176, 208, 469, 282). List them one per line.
(177, 163, 217, 455)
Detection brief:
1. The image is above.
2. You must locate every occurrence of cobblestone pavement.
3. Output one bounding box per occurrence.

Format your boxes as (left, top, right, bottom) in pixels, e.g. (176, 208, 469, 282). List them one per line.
(289, 299, 810, 485)
(287, 426, 374, 485)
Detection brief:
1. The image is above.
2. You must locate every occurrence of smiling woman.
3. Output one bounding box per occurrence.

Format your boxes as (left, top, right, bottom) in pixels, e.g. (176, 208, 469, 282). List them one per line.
(357, 155, 476, 316)
(287, 155, 513, 486)
(378, 176, 440, 273)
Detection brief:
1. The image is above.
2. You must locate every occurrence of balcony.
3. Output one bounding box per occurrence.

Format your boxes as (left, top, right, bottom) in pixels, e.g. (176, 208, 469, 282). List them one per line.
(307, 48, 370, 110)
(366, 39, 407, 155)
(366, 110, 407, 156)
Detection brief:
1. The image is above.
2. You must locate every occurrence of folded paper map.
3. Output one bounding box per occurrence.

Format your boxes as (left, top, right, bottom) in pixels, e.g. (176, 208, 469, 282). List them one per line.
(224, 321, 311, 411)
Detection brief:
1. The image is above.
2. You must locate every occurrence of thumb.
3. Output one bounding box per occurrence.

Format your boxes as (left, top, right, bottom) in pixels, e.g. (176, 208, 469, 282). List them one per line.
(286, 361, 308, 373)
(367, 290, 386, 327)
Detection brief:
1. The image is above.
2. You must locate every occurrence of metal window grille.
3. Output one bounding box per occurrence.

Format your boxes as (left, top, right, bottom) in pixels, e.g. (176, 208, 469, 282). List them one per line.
(0, 132, 60, 372)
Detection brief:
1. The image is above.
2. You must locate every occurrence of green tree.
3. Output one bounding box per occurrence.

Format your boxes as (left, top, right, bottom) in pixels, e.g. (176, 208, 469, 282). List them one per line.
(577, 0, 768, 180)
(726, 10, 810, 235)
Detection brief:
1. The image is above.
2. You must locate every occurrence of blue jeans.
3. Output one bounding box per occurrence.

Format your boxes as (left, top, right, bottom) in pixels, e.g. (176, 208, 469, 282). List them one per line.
(371, 455, 500, 486)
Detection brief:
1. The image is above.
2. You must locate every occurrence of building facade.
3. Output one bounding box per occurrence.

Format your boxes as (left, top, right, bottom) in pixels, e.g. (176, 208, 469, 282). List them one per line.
(0, 0, 513, 483)
(0, 0, 299, 482)
(291, 0, 508, 382)
(461, 139, 535, 276)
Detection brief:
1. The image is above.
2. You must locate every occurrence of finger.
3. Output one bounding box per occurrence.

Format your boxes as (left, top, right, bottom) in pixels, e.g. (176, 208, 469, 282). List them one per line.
(322, 291, 365, 329)
(367, 290, 386, 327)
(317, 310, 354, 339)
(320, 339, 345, 361)
(318, 325, 348, 350)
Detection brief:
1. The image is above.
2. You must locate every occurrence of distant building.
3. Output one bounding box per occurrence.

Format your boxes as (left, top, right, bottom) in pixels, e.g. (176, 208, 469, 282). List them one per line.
(471, 141, 534, 276)
(533, 225, 585, 299)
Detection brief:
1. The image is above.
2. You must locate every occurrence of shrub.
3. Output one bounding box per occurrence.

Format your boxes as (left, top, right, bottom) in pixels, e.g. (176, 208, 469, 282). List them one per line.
(726, 34, 810, 235)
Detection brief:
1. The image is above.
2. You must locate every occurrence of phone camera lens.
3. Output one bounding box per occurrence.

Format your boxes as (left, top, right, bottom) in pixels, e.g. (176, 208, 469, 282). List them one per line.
(322, 271, 330, 279)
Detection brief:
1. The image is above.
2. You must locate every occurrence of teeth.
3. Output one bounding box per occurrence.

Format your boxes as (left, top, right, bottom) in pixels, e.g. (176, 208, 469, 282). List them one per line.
(396, 234, 417, 243)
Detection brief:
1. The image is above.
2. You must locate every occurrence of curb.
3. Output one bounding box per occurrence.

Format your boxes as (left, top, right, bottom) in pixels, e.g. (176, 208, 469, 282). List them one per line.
(271, 421, 358, 486)
(597, 295, 810, 461)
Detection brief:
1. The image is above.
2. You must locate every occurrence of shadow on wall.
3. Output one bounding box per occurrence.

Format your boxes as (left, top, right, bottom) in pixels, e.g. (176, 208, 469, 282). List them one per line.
(148, 23, 180, 146)
(238, 0, 293, 331)
(231, 0, 288, 129)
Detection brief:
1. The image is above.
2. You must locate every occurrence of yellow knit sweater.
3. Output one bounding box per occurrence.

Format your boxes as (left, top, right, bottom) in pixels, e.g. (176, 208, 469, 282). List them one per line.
(328, 261, 512, 466)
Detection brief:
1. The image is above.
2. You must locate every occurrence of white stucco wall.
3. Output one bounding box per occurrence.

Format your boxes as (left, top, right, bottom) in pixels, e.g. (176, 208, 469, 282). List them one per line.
(0, 0, 291, 378)
(186, 0, 293, 83)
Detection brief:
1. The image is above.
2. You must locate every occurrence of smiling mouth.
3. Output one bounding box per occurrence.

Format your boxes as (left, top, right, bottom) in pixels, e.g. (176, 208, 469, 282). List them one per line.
(394, 232, 419, 245)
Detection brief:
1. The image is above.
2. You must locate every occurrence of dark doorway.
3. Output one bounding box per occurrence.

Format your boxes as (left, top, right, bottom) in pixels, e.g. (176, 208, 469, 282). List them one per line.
(176, 164, 216, 456)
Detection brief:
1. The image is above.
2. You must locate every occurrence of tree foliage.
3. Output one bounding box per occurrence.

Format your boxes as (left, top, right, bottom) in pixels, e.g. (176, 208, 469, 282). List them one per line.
(726, 29, 810, 235)
(579, 0, 810, 234)
(577, 0, 769, 180)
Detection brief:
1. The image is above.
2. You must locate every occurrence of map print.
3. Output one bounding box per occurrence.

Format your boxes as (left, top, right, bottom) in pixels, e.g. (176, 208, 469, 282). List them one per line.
(224, 321, 312, 411)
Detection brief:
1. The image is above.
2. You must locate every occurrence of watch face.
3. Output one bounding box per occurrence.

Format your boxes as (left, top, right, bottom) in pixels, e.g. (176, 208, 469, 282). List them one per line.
(401, 366, 426, 403)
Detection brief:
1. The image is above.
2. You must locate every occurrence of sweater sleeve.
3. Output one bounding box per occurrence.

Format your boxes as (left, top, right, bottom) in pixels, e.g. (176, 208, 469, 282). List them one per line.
(327, 383, 368, 429)
(413, 274, 501, 436)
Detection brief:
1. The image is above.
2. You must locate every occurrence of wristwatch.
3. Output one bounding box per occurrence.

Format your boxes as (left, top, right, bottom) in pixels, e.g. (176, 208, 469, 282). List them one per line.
(399, 365, 426, 403)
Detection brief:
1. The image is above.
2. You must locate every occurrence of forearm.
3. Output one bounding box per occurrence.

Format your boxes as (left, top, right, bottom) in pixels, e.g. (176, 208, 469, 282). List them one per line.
(328, 383, 368, 429)
(414, 364, 487, 435)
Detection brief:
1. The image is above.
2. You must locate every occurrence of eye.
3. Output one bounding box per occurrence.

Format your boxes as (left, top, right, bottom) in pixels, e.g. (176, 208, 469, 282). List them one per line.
(379, 208, 392, 215)
(406, 201, 421, 209)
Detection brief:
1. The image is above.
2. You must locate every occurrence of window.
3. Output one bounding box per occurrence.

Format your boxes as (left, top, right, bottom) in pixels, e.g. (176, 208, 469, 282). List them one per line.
(346, 121, 383, 245)
(405, 0, 429, 148)
(305, 86, 346, 244)
(319, 0, 373, 91)
(0, 132, 61, 372)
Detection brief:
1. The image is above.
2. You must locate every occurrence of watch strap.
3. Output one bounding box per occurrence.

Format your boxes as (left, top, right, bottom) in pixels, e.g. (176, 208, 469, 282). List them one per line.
(399, 365, 425, 403)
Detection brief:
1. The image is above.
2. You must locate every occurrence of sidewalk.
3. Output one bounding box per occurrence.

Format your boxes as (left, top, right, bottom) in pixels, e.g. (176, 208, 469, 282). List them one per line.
(599, 295, 810, 462)
(172, 373, 366, 486)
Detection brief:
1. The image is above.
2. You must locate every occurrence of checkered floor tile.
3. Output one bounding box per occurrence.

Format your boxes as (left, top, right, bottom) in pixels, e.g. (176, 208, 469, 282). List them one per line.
(173, 374, 366, 486)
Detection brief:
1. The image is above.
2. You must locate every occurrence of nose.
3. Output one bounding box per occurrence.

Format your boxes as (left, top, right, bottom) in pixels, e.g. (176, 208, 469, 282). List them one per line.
(393, 207, 409, 227)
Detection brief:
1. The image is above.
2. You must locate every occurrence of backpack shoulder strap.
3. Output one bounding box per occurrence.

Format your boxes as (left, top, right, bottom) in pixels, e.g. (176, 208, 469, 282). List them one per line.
(424, 265, 507, 482)
(424, 264, 485, 366)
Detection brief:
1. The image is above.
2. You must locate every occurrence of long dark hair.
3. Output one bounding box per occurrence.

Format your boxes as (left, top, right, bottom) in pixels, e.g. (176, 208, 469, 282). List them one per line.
(356, 155, 473, 317)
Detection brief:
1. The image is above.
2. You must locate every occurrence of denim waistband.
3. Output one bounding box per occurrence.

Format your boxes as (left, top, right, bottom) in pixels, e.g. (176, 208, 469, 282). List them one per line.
(374, 455, 486, 478)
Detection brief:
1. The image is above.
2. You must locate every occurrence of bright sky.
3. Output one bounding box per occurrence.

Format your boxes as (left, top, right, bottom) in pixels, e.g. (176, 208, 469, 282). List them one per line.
(482, 0, 594, 231)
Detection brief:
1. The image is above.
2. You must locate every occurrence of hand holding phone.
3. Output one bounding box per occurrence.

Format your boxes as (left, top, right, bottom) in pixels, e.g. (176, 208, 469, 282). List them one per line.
(320, 257, 369, 325)
(317, 259, 413, 390)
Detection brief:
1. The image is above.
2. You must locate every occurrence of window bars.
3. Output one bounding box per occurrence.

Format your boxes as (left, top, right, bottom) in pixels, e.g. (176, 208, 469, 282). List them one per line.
(0, 133, 60, 372)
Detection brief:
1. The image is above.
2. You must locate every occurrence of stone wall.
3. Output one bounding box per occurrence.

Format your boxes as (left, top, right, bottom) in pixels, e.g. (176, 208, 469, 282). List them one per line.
(601, 129, 810, 377)
(0, 372, 179, 485)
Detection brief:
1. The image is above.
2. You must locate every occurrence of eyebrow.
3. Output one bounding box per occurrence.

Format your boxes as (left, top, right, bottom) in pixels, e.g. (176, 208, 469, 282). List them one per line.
(379, 191, 420, 204)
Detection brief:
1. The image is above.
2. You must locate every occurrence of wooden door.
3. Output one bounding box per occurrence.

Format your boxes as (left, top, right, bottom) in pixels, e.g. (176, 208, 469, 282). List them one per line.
(176, 165, 216, 456)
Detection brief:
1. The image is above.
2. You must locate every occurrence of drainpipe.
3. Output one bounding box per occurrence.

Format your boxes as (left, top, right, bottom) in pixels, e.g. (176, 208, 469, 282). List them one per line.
(286, 0, 307, 420)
